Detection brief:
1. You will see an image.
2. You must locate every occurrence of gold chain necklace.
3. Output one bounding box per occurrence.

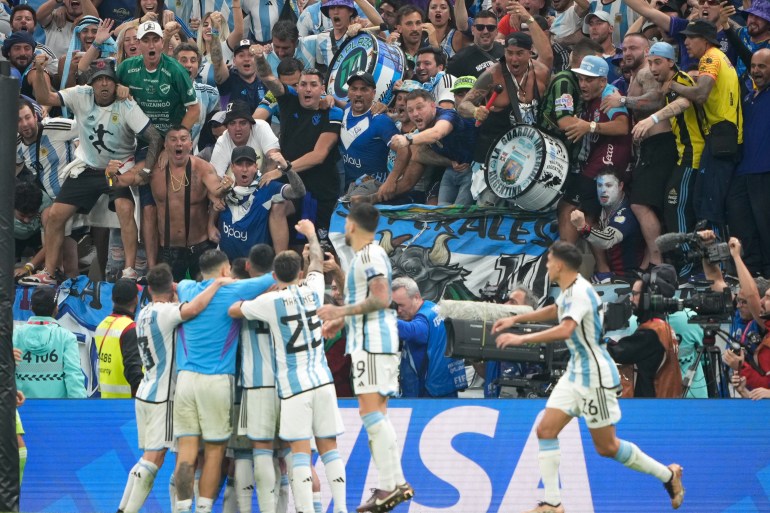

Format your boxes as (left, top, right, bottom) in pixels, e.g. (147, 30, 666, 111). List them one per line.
(169, 169, 189, 192)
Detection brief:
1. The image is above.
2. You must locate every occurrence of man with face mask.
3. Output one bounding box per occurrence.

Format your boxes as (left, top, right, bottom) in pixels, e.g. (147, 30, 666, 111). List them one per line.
(608, 263, 684, 399)
(570, 167, 642, 281)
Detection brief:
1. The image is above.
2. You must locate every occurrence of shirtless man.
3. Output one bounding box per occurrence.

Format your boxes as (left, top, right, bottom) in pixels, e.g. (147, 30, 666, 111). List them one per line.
(600, 32, 672, 269)
(110, 125, 232, 281)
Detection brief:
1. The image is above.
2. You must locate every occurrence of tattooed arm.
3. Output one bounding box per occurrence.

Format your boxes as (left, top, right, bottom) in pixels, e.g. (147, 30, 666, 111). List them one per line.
(626, 68, 664, 113)
(251, 45, 286, 97)
(457, 68, 495, 119)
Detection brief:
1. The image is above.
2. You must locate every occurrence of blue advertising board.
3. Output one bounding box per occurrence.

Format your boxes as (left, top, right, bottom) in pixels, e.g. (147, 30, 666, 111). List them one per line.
(17, 399, 770, 512)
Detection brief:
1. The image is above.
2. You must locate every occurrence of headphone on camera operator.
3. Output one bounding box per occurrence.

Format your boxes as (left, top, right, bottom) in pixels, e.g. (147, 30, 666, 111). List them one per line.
(607, 264, 684, 398)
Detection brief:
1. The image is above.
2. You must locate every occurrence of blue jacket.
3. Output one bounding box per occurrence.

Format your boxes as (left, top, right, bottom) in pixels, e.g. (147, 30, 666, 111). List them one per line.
(398, 300, 467, 397)
(13, 316, 86, 399)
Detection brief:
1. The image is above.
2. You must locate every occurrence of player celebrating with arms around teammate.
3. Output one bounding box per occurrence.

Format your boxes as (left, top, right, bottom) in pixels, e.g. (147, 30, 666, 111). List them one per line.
(118, 264, 233, 513)
(492, 241, 685, 513)
(229, 221, 347, 513)
(318, 203, 414, 513)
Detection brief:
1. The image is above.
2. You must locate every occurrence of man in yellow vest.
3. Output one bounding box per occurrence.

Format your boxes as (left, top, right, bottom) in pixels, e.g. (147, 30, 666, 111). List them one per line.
(96, 279, 143, 398)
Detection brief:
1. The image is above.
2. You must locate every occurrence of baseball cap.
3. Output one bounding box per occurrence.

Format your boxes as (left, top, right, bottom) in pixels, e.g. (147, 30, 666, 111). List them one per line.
(231, 146, 258, 164)
(586, 10, 612, 24)
(746, 0, 770, 23)
(137, 21, 163, 40)
(505, 32, 533, 50)
(223, 100, 256, 125)
(211, 111, 227, 125)
(347, 70, 376, 88)
(571, 55, 609, 78)
(88, 58, 117, 84)
(450, 75, 477, 92)
(649, 41, 676, 61)
(233, 38, 255, 54)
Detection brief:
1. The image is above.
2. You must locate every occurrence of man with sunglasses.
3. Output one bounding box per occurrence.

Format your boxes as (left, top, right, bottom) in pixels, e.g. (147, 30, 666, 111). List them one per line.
(447, 10, 505, 78)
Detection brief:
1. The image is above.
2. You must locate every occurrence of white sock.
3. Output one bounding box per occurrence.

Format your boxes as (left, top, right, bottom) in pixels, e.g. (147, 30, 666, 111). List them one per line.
(175, 498, 192, 513)
(321, 450, 347, 513)
(124, 458, 159, 513)
(538, 439, 561, 506)
(313, 491, 322, 513)
(253, 449, 276, 513)
(234, 454, 254, 513)
(290, 453, 314, 513)
(118, 462, 140, 512)
(196, 496, 214, 513)
(362, 411, 396, 491)
(276, 468, 290, 513)
(613, 440, 673, 482)
(222, 477, 237, 513)
(169, 473, 177, 513)
(384, 416, 405, 486)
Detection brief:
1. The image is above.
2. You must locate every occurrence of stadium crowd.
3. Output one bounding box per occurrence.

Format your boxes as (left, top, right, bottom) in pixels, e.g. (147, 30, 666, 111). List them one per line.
(7, 0, 770, 510)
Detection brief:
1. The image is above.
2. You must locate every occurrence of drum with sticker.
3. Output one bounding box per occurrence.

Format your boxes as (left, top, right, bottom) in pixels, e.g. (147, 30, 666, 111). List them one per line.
(485, 124, 569, 212)
(326, 32, 406, 106)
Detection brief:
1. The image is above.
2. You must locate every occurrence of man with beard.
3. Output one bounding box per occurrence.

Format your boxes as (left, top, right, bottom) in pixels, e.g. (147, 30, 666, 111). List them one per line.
(586, 11, 623, 83)
(111, 126, 232, 281)
(672, 20, 741, 235)
(36, 0, 100, 57)
(413, 46, 455, 108)
(561, 56, 632, 249)
(723, 1, 770, 93)
(9, 5, 59, 77)
(339, 72, 408, 191)
(24, 58, 164, 286)
(393, 5, 433, 64)
(253, 46, 342, 240)
(265, 20, 317, 75)
(570, 167, 643, 280)
(601, 33, 675, 269)
(447, 10, 504, 78)
(725, 49, 770, 277)
(632, 42, 704, 277)
(213, 146, 305, 261)
(550, 0, 590, 45)
(3, 32, 49, 98)
(624, 0, 734, 70)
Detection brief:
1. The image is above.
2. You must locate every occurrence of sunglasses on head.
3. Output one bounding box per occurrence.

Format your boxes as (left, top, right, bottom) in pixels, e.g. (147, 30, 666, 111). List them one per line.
(474, 23, 498, 32)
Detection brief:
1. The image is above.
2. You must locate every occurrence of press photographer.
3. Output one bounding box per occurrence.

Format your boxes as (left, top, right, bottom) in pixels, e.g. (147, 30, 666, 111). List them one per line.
(607, 264, 683, 398)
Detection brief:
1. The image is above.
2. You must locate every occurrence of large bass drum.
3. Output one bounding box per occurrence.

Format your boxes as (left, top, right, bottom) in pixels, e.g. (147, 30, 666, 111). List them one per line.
(326, 32, 406, 106)
(485, 124, 569, 212)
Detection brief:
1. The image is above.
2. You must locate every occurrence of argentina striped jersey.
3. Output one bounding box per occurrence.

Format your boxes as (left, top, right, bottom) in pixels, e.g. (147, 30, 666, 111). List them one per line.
(135, 302, 183, 403)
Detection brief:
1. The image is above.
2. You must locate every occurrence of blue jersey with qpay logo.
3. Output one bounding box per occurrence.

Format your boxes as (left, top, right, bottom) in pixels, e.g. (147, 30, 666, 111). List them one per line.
(218, 181, 283, 260)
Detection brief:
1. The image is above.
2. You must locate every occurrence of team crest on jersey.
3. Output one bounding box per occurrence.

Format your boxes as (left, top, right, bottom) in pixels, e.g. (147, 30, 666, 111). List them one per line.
(40, 147, 48, 157)
(111, 114, 119, 124)
(312, 113, 321, 126)
(160, 84, 171, 95)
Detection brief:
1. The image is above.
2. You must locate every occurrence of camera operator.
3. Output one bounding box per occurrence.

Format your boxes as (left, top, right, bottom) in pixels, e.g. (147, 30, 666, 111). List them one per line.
(608, 264, 683, 398)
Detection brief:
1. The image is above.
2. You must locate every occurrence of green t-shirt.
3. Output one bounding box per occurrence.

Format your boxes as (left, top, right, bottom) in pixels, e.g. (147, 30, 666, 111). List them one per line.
(537, 70, 583, 163)
(117, 54, 197, 135)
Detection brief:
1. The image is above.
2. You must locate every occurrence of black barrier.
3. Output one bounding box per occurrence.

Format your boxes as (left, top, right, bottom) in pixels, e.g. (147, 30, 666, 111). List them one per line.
(0, 61, 20, 511)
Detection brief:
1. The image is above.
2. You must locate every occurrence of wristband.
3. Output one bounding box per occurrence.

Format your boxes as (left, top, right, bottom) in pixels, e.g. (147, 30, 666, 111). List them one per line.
(24, 263, 35, 273)
(283, 161, 292, 172)
(651, 114, 660, 124)
(580, 224, 591, 237)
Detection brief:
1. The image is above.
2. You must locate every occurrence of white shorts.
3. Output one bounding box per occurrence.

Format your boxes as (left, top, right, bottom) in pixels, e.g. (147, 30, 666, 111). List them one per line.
(546, 377, 622, 429)
(237, 387, 280, 442)
(279, 384, 344, 441)
(350, 350, 400, 397)
(136, 400, 174, 451)
(173, 371, 234, 442)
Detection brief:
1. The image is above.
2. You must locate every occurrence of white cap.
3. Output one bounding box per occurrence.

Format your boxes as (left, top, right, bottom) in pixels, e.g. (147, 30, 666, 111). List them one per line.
(137, 21, 163, 40)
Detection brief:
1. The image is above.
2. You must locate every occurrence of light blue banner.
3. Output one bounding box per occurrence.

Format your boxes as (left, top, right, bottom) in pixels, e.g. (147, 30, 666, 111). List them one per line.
(17, 399, 770, 512)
